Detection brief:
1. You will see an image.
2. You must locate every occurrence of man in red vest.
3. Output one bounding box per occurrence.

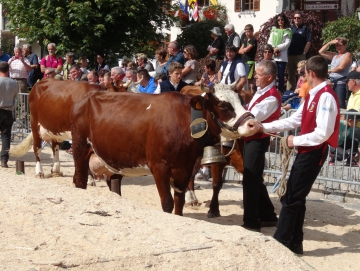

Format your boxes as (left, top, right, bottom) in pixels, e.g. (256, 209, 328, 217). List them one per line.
(241, 60, 281, 232)
(262, 55, 340, 254)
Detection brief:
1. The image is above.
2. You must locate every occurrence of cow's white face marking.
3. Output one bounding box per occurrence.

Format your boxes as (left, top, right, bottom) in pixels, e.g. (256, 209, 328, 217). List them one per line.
(146, 104, 151, 110)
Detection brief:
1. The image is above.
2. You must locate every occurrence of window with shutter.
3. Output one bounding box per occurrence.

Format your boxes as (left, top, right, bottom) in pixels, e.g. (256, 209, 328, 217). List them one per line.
(254, 0, 260, 11)
(234, 0, 241, 12)
(234, 0, 260, 12)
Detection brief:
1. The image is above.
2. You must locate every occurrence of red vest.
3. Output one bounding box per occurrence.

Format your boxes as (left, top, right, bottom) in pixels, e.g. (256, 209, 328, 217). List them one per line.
(244, 86, 281, 142)
(297, 85, 340, 154)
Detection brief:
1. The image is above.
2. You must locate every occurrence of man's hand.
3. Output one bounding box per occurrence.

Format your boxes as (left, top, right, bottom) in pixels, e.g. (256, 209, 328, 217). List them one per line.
(287, 135, 295, 148)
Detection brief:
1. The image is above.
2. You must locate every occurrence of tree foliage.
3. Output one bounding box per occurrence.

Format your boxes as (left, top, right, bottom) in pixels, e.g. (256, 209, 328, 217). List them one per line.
(321, 13, 360, 56)
(257, 10, 324, 61)
(176, 20, 226, 59)
(1, 0, 173, 66)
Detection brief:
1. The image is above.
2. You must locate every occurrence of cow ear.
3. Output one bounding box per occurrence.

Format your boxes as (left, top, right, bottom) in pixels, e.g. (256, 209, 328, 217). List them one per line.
(190, 95, 206, 110)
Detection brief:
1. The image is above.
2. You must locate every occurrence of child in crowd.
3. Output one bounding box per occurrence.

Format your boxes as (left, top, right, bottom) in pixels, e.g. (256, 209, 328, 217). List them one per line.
(329, 109, 359, 166)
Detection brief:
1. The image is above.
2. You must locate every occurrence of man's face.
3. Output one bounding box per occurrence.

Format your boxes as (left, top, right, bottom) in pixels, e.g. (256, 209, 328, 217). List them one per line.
(225, 50, 236, 61)
(110, 71, 119, 82)
(304, 67, 313, 87)
(254, 67, 271, 89)
(87, 73, 98, 83)
(293, 14, 303, 26)
(245, 29, 253, 38)
(126, 72, 136, 82)
(65, 55, 74, 64)
(167, 43, 175, 55)
(14, 48, 22, 58)
(70, 68, 81, 80)
(22, 47, 29, 56)
(169, 68, 182, 84)
(224, 28, 232, 37)
(45, 70, 55, 78)
(48, 46, 56, 56)
(347, 79, 357, 92)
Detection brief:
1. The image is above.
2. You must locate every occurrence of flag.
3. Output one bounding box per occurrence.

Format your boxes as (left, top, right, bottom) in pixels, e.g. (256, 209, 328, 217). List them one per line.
(193, 0, 198, 21)
(178, 0, 185, 12)
(184, 0, 188, 15)
(210, 0, 217, 5)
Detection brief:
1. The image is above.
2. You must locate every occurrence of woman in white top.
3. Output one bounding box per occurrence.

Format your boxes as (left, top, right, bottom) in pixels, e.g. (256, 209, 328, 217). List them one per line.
(182, 45, 199, 85)
(268, 13, 292, 93)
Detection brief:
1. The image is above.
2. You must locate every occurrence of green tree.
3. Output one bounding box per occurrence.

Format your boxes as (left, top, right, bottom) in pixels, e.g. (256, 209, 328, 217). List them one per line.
(321, 13, 360, 55)
(1, 0, 173, 67)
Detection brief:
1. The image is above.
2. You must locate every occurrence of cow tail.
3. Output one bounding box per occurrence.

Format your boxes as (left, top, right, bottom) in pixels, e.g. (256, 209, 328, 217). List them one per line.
(9, 132, 34, 157)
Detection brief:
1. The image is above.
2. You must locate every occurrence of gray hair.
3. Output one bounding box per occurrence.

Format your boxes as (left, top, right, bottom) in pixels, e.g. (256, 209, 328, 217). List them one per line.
(126, 69, 137, 76)
(224, 24, 235, 31)
(47, 43, 56, 49)
(22, 44, 32, 51)
(45, 67, 55, 73)
(355, 79, 360, 85)
(257, 60, 277, 78)
(13, 45, 22, 51)
(137, 53, 148, 62)
(111, 66, 124, 76)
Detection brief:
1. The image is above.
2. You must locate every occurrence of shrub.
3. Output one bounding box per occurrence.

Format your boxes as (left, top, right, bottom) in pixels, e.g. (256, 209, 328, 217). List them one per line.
(257, 10, 324, 61)
(176, 20, 226, 59)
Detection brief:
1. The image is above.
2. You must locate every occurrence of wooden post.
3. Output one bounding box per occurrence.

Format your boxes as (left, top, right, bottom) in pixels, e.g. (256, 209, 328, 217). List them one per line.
(111, 179, 120, 195)
(16, 160, 25, 174)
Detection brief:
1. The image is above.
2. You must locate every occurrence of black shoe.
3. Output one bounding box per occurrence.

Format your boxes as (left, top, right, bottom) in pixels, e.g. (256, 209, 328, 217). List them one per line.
(288, 243, 304, 254)
(1, 161, 8, 168)
(241, 224, 261, 232)
(260, 220, 278, 227)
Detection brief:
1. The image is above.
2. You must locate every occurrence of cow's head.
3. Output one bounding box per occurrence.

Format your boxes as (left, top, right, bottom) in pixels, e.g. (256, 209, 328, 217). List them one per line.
(190, 83, 261, 139)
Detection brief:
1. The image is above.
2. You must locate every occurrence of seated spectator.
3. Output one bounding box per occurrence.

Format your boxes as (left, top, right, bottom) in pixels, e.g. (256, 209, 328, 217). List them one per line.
(77, 56, 89, 74)
(103, 71, 111, 86)
(98, 69, 108, 85)
(125, 69, 140, 93)
(136, 53, 154, 72)
(137, 69, 156, 94)
(110, 67, 125, 86)
(127, 61, 137, 70)
(182, 45, 199, 85)
(44, 68, 56, 78)
(154, 62, 188, 93)
(95, 53, 110, 72)
(329, 109, 359, 166)
(195, 59, 218, 86)
(69, 65, 88, 81)
(87, 70, 99, 84)
(154, 48, 167, 77)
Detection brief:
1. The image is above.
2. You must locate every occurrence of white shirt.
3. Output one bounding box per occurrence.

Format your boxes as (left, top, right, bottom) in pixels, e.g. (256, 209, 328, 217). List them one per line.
(248, 81, 279, 122)
(220, 61, 246, 84)
(8, 58, 31, 79)
(263, 81, 338, 147)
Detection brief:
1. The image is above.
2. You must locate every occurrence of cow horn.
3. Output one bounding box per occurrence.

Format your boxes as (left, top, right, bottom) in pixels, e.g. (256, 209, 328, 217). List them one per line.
(229, 77, 240, 90)
(123, 80, 132, 88)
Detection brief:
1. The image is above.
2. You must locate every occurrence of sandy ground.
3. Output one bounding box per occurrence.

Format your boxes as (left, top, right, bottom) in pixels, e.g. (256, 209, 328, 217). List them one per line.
(1, 145, 360, 271)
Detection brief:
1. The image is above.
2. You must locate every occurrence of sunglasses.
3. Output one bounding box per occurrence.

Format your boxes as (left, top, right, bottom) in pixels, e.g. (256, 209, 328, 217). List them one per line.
(294, 17, 301, 20)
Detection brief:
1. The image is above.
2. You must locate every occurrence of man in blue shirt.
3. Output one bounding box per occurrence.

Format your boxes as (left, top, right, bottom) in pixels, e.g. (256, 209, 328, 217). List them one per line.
(161, 41, 185, 75)
(137, 69, 156, 94)
(0, 48, 10, 63)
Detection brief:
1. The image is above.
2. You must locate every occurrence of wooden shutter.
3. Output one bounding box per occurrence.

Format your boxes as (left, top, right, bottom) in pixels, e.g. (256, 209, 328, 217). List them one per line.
(234, 0, 241, 12)
(254, 0, 260, 11)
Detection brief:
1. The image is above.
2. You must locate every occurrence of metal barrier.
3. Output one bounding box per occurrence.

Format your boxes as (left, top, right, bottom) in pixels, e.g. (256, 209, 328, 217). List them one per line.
(11, 93, 31, 142)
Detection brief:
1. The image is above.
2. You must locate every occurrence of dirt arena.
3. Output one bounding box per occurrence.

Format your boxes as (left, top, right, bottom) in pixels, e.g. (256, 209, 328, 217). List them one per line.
(1, 145, 360, 270)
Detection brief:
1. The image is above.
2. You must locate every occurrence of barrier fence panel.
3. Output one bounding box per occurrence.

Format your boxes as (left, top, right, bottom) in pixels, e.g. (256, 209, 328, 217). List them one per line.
(11, 93, 30, 142)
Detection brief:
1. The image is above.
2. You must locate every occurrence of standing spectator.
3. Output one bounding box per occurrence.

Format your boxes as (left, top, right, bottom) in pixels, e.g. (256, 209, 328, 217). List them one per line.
(110, 67, 125, 86)
(8, 46, 31, 94)
(136, 53, 154, 72)
(346, 70, 360, 141)
(87, 70, 99, 84)
(319, 37, 352, 109)
(154, 48, 167, 77)
(95, 53, 110, 72)
(218, 45, 247, 93)
(239, 24, 257, 90)
(207, 27, 225, 60)
(155, 62, 188, 93)
(137, 69, 156, 94)
(182, 45, 199, 85)
(69, 65, 88, 81)
(268, 13, 292, 93)
(195, 59, 219, 86)
(77, 56, 89, 74)
(262, 55, 340, 254)
(241, 60, 281, 232)
(0, 48, 10, 62)
(40, 43, 63, 76)
(0, 62, 18, 168)
(224, 24, 241, 51)
(162, 41, 185, 75)
(125, 69, 140, 93)
(62, 52, 75, 80)
(22, 44, 40, 88)
(287, 11, 312, 91)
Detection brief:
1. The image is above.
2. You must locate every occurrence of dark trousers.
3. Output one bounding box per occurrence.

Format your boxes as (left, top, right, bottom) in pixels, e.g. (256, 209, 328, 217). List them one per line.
(334, 83, 347, 109)
(276, 61, 287, 93)
(330, 138, 359, 161)
(274, 146, 328, 247)
(0, 109, 14, 163)
(243, 137, 277, 229)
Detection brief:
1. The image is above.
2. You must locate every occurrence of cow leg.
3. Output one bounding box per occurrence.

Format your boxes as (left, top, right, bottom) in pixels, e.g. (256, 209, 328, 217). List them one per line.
(51, 142, 63, 177)
(207, 163, 226, 218)
(185, 179, 199, 207)
(174, 190, 186, 216)
(72, 137, 91, 189)
(33, 133, 45, 179)
(152, 167, 174, 214)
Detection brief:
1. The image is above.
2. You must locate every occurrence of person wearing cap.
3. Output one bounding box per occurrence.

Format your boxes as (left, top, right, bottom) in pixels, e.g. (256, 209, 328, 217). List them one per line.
(261, 56, 340, 254)
(224, 24, 241, 51)
(346, 70, 360, 141)
(206, 27, 224, 60)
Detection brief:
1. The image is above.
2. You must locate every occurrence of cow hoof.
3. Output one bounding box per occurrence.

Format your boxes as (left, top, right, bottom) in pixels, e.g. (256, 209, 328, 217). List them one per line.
(51, 172, 63, 177)
(35, 173, 45, 179)
(184, 202, 192, 208)
(207, 212, 220, 218)
(87, 180, 96, 186)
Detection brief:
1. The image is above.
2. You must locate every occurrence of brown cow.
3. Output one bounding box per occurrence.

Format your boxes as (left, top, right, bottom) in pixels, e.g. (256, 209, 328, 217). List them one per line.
(9, 78, 131, 178)
(71, 84, 260, 215)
